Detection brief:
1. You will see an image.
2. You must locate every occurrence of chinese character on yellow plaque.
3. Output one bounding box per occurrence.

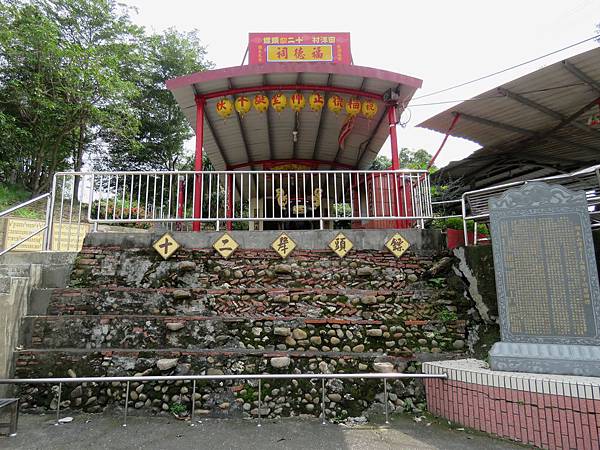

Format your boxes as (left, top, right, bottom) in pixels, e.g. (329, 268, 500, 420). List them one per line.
(213, 232, 239, 259)
(153, 232, 180, 260)
(329, 232, 353, 258)
(272, 233, 296, 259)
(385, 233, 410, 258)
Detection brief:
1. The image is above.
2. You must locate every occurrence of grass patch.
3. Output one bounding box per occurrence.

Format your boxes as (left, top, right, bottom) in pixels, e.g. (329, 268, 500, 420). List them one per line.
(0, 184, 44, 219)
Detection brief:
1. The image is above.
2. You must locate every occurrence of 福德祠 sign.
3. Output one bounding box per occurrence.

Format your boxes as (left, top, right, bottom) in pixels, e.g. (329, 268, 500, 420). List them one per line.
(248, 33, 351, 65)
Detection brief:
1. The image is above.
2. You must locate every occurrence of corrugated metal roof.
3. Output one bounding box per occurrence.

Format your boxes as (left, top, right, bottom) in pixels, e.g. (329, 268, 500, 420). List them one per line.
(167, 63, 423, 170)
(418, 46, 600, 191)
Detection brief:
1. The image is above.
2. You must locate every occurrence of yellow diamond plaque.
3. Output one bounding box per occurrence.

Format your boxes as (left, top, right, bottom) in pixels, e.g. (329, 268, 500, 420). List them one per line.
(329, 232, 353, 258)
(271, 233, 296, 259)
(213, 232, 239, 259)
(385, 233, 410, 258)
(153, 232, 180, 260)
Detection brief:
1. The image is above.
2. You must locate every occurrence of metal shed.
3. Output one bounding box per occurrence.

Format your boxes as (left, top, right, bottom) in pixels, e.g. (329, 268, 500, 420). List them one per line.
(419, 46, 600, 192)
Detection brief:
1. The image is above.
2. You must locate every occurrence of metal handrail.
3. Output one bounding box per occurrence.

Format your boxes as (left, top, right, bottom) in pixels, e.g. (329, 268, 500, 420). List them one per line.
(0, 193, 52, 256)
(0, 193, 50, 219)
(47, 169, 434, 236)
(0, 372, 447, 427)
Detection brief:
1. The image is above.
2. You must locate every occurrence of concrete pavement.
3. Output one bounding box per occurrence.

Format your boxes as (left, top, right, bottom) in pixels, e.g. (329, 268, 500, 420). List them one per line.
(2, 413, 526, 450)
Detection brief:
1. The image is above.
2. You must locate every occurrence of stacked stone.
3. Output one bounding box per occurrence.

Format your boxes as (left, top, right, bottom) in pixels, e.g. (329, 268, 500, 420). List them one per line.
(15, 239, 471, 421)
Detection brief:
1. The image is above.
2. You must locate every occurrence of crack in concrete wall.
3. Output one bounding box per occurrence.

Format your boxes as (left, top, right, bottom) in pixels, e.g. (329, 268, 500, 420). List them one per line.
(452, 247, 491, 324)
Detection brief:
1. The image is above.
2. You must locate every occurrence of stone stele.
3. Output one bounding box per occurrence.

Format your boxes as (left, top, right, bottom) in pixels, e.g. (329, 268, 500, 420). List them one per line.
(488, 182, 600, 376)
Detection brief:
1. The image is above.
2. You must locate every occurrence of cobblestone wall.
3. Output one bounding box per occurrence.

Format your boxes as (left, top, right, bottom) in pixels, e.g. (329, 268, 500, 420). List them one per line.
(15, 230, 483, 421)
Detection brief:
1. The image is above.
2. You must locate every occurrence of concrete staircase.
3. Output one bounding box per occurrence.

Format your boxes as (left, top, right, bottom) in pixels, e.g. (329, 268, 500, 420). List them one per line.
(12, 230, 472, 421)
(0, 252, 76, 396)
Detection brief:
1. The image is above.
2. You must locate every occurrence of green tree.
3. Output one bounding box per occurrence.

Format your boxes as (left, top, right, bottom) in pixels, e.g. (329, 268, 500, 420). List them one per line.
(369, 149, 435, 171)
(98, 29, 213, 172)
(399, 148, 436, 171)
(368, 155, 392, 170)
(0, 0, 142, 195)
(0, 1, 74, 193)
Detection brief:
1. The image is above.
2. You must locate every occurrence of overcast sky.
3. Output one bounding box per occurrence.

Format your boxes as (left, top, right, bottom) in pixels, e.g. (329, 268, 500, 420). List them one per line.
(123, 0, 599, 168)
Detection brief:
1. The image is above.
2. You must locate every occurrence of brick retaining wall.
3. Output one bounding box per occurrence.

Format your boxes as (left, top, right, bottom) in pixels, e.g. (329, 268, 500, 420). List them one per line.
(423, 359, 600, 450)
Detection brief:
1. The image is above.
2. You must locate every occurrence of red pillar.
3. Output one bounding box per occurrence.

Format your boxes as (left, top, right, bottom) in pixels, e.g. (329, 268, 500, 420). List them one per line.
(387, 105, 403, 228)
(193, 96, 205, 232)
(226, 173, 233, 231)
(177, 176, 185, 230)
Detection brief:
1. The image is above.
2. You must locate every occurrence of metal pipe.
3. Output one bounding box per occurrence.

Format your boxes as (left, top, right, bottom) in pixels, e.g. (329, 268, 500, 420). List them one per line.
(42, 193, 53, 251)
(321, 378, 326, 425)
(123, 381, 130, 427)
(0, 226, 48, 257)
(384, 378, 389, 424)
(0, 193, 51, 219)
(45, 175, 58, 251)
(257, 378, 262, 428)
(0, 373, 447, 385)
(55, 382, 62, 425)
(190, 380, 196, 426)
(461, 195, 468, 246)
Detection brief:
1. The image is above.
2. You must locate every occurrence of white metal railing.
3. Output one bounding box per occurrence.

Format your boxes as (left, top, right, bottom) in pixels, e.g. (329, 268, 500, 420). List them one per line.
(45, 169, 433, 240)
(0, 193, 52, 256)
(458, 165, 600, 246)
(0, 371, 447, 427)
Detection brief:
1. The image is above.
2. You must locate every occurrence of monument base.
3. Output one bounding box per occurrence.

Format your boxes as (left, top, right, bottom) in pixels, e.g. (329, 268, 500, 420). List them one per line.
(490, 342, 600, 376)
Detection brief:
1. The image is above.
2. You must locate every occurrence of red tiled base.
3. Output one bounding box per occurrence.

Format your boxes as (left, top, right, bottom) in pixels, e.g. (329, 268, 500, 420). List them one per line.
(423, 361, 600, 450)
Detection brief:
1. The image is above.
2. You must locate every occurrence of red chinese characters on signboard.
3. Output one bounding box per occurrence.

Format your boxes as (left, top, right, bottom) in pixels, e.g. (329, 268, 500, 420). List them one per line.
(248, 33, 351, 65)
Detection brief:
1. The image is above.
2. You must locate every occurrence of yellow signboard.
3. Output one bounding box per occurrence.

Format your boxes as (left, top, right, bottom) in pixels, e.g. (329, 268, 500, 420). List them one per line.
(267, 45, 333, 62)
(153, 232, 180, 260)
(272, 233, 296, 259)
(4, 218, 89, 252)
(51, 223, 89, 251)
(385, 233, 410, 258)
(213, 233, 239, 259)
(329, 232, 353, 258)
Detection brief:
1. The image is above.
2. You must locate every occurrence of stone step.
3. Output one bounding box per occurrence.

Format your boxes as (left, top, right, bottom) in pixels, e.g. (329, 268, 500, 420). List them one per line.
(40, 264, 72, 288)
(14, 348, 428, 420)
(71, 246, 433, 291)
(46, 286, 461, 321)
(29, 288, 56, 315)
(0, 264, 32, 279)
(21, 314, 466, 355)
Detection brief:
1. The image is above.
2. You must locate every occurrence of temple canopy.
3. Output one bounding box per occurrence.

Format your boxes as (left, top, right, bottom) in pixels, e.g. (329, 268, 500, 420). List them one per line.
(166, 62, 422, 171)
(419, 46, 600, 191)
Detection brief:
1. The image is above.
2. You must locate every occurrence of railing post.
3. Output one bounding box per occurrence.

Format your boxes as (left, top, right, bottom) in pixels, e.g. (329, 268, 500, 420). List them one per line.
(45, 176, 58, 251)
(123, 381, 130, 427)
(87, 174, 96, 233)
(384, 378, 389, 424)
(226, 173, 233, 231)
(461, 195, 469, 246)
(257, 378, 262, 427)
(55, 382, 62, 425)
(177, 175, 185, 229)
(42, 193, 53, 251)
(321, 378, 326, 425)
(190, 380, 196, 426)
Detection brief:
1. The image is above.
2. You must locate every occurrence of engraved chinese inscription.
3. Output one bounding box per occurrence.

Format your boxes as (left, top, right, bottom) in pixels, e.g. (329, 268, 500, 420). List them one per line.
(489, 182, 600, 345)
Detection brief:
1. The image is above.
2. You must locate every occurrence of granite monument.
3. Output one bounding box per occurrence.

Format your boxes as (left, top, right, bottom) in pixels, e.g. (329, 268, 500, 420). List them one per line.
(488, 182, 600, 376)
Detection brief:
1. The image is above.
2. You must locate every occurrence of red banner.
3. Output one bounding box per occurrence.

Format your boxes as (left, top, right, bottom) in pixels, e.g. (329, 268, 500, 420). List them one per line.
(248, 33, 351, 65)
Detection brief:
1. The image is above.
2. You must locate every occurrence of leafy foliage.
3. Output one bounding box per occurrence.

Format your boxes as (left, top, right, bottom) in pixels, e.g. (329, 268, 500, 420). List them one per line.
(0, 184, 44, 218)
(97, 29, 213, 172)
(368, 148, 436, 171)
(89, 198, 151, 229)
(0, 0, 212, 197)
